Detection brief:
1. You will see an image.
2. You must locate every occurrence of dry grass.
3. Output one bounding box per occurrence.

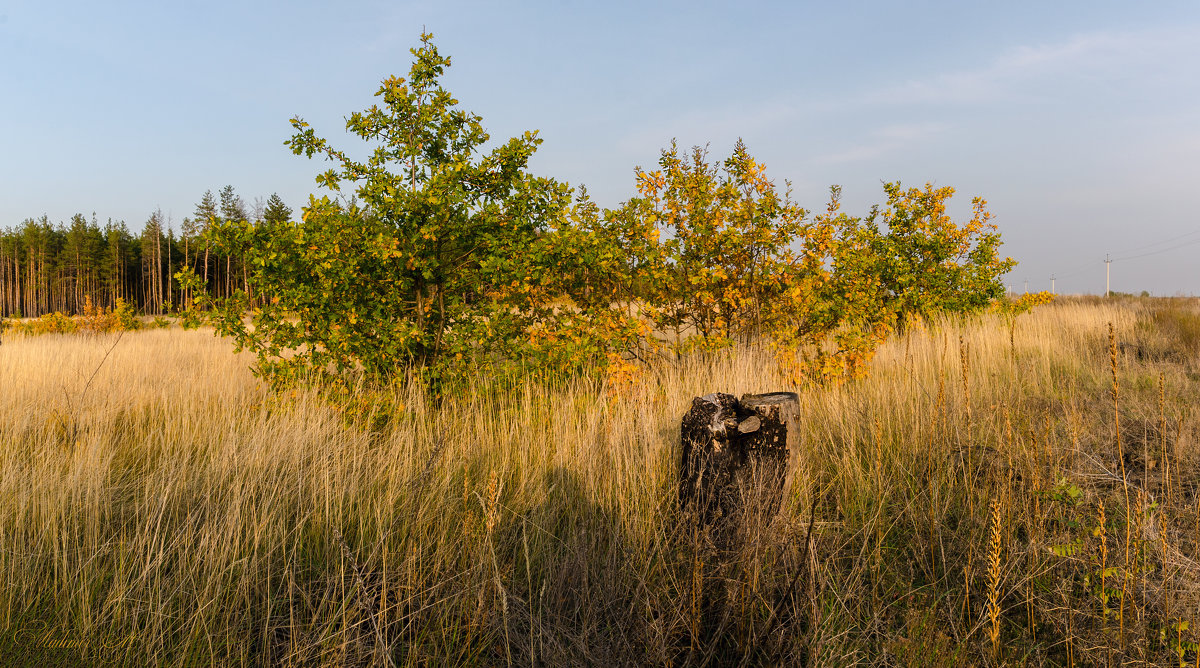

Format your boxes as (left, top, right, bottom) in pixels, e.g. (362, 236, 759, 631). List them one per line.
(2, 298, 1200, 665)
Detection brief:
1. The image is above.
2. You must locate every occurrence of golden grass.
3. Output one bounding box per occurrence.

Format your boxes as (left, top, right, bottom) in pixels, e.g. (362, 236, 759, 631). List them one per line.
(2, 298, 1200, 665)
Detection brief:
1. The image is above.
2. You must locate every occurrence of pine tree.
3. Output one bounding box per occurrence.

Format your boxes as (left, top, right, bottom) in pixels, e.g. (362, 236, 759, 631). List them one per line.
(64, 214, 91, 312)
(194, 190, 218, 294)
(141, 210, 165, 314)
(263, 194, 292, 226)
(218, 186, 247, 298)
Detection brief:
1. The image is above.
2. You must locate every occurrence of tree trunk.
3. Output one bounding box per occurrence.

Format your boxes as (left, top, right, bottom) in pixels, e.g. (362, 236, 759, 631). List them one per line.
(155, 230, 163, 314)
(678, 390, 799, 652)
(679, 391, 798, 533)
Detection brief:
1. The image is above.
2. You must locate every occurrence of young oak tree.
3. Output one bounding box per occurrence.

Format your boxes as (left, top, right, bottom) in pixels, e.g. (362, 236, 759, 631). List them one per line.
(626, 140, 808, 350)
(181, 33, 637, 386)
(771, 186, 903, 383)
(773, 182, 1016, 383)
(863, 182, 1016, 328)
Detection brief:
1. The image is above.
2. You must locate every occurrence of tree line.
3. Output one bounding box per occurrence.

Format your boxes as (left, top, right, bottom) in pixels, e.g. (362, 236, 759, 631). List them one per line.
(0, 188, 292, 318)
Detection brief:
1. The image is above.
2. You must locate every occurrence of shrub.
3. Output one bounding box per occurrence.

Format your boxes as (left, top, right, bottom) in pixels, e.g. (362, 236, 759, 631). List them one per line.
(79, 297, 140, 334)
(31, 312, 77, 335)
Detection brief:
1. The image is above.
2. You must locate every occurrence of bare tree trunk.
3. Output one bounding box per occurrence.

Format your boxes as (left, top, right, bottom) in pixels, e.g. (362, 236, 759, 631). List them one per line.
(155, 229, 162, 314)
(183, 235, 190, 305)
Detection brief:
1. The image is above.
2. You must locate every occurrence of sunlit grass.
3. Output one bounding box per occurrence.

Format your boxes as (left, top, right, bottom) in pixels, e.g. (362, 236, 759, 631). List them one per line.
(2, 298, 1200, 665)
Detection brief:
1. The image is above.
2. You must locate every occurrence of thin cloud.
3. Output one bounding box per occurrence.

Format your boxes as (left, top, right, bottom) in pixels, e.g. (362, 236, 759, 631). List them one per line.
(618, 25, 1200, 167)
(814, 122, 949, 165)
(855, 26, 1200, 108)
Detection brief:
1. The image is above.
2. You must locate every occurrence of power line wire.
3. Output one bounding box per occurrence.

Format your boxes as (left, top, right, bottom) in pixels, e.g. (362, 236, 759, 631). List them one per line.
(1112, 227, 1200, 256)
(1108, 236, 1200, 261)
(1046, 227, 1200, 285)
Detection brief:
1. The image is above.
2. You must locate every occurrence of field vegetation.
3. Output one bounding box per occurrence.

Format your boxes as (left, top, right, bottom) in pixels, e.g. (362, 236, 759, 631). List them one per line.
(4, 32, 1194, 668)
(3, 297, 1200, 665)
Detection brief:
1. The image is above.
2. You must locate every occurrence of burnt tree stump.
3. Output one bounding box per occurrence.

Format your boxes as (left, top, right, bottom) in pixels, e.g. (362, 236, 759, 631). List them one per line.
(679, 392, 744, 526)
(738, 391, 799, 515)
(679, 391, 799, 533)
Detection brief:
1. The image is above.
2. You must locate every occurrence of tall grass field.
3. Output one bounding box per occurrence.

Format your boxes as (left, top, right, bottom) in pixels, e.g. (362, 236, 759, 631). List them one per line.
(3, 297, 1200, 666)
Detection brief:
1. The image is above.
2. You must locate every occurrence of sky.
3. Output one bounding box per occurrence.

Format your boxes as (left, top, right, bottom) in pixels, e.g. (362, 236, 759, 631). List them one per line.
(2, 0, 1199, 295)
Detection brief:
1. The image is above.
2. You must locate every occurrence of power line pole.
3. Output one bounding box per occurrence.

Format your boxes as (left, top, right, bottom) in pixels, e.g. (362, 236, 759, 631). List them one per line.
(1105, 254, 1112, 297)
(1024, 278, 1028, 294)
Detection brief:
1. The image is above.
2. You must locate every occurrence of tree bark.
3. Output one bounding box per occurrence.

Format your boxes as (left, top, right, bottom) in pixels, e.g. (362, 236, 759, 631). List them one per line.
(679, 391, 798, 535)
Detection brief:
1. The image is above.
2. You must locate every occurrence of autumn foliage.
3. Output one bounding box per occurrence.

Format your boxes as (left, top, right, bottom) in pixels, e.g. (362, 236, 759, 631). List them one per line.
(2, 296, 141, 337)
(183, 33, 1021, 390)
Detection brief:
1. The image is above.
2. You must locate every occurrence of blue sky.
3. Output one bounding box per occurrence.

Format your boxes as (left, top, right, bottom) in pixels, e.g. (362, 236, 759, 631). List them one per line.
(3, 1, 1198, 294)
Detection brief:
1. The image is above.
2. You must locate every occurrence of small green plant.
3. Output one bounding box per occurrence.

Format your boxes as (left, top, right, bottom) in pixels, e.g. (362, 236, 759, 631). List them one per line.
(1159, 619, 1198, 667)
(1045, 478, 1084, 507)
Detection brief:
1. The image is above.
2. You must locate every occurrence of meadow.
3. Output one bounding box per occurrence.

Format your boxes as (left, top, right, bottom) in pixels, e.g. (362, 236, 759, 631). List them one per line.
(2, 297, 1200, 666)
